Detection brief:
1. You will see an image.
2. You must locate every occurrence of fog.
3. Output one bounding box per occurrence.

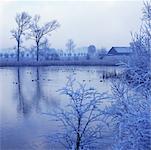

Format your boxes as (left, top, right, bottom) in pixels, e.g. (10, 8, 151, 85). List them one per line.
(0, 0, 143, 50)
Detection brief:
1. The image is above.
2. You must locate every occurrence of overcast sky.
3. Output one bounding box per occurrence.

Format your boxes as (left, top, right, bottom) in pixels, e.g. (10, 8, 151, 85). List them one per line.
(0, 0, 144, 50)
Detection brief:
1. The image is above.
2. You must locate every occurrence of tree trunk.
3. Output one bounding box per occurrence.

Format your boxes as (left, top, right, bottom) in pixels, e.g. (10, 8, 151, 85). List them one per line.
(17, 41, 20, 61)
(36, 41, 39, 61)
(76, 117, 81, 150)
(76, 132, 80, 150)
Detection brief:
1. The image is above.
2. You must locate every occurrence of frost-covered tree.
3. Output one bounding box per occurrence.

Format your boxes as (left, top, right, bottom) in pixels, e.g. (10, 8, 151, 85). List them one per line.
(98, 48, 107, 55)
(123, 1, 151, 96)
(97, 48, 107, 59)
(28, 15, 59, 61)
(87, 45, 96, 55)
(105, 2, 151, 149)
(87, 45, 96, 60)
(143, 0, 151, 68)
(11, 12, 31, 61)
(66, 39, 76, 55)
(47, 76, 108, 150)
(106, 79, 151, 150)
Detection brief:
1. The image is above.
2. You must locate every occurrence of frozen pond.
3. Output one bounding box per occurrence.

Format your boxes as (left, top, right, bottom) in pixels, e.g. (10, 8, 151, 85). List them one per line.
(0, 66, 122, 149)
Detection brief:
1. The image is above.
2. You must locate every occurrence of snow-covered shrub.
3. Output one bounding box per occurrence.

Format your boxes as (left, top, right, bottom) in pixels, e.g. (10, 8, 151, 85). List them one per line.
(46, 76, 109, 150)
(106, 79, 151, 150)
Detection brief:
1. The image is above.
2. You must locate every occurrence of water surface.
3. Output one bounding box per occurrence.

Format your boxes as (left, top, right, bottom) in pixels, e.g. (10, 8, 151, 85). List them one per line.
(0, 66, 121, 149)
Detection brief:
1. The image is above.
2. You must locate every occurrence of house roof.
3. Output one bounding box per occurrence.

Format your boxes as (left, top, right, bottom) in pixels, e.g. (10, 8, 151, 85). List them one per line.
(111, 47, 133, 53)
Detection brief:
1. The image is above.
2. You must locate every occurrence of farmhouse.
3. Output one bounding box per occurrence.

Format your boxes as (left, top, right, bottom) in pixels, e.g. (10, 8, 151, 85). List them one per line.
(100, 47, 133, 65)
(108, 47, 133, 55)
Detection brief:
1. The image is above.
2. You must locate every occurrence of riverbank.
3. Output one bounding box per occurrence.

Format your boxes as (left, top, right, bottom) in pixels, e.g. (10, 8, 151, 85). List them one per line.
(0, 60, 119, 67)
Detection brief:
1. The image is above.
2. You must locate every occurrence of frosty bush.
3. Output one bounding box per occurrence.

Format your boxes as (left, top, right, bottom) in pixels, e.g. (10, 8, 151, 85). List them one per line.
(106, 79, 151, 150)
(47, 76, 108, 150)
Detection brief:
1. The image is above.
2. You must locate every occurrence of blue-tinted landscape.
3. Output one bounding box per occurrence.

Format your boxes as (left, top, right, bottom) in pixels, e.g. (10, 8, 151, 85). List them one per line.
(0, 1, 151, 150)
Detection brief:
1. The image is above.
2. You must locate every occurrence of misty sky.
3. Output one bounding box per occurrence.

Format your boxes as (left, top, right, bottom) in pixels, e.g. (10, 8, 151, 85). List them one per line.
(0, 0, 144, 50)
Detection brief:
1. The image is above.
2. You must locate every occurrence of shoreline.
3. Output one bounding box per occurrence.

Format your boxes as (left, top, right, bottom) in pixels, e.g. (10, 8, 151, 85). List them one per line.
(0, 61, 119, 67)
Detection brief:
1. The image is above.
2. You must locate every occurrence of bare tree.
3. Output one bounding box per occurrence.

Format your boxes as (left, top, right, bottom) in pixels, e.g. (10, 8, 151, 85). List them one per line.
(46, 76, 108, 150)
(66, 39, 76, 54)
(28, 15, 59, 61)
(11, 12, 31, 61)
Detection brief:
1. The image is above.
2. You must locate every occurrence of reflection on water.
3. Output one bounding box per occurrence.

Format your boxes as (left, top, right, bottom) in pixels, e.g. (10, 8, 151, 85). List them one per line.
(16, 67, 55, 116)
(0, 66, 121, 149)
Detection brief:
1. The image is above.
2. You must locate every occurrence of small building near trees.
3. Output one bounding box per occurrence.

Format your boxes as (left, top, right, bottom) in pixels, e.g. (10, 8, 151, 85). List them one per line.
(108, 47, 133, 56)
(103, 46, 133, 65)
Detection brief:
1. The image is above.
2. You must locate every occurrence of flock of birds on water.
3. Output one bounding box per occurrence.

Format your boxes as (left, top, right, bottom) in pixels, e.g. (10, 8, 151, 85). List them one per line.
(11, 67, 120, 85)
